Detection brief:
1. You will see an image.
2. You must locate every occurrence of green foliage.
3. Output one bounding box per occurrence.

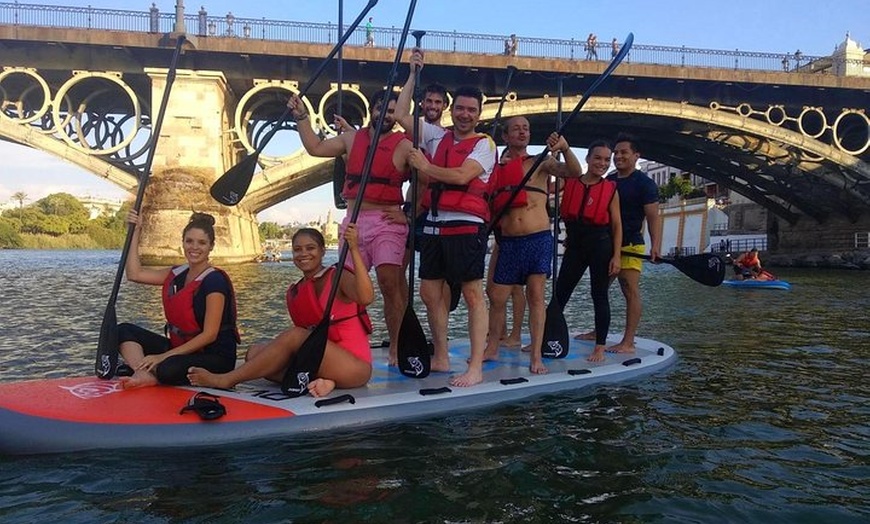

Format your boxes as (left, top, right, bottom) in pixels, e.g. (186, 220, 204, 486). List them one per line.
(35, 193, 90, 233)
(659, 175, 695, 201)
(0, 217, 23, 248)
(259, 221, 284, 239)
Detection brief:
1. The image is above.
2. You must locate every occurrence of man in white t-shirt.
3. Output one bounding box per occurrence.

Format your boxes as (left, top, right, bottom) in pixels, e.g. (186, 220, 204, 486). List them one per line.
(396, 50, 496, 387)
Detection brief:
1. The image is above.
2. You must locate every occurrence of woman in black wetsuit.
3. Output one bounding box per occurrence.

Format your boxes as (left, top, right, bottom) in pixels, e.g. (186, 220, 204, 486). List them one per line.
(554, 140, 622, 362)
(116, 210, 239, 388)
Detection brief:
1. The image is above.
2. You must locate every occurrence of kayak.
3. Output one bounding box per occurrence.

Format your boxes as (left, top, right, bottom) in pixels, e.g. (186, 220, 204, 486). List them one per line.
(0, 335, 676, 455)
(722, 279, 791, 290)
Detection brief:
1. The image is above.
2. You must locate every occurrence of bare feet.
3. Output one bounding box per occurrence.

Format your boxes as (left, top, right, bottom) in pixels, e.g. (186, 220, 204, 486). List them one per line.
(431, 355, 451, 373)
(308, 378, 336, 397)
(187, 367, 234, 389)
(574, 331, 596, 341)
(606, 342, 636, 354)
(119, 370, 158, 389)
(521, 343, 532, 353)
(387, 352, 398, 367)
(450, 367, 483, 387)
(500, 336, 522, 348)
(587, 346, 607, 362)
(529, 358, 548, 374)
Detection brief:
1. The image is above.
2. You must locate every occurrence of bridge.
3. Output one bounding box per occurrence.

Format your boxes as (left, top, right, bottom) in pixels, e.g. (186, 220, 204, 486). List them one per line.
(0, 2, 868, 263)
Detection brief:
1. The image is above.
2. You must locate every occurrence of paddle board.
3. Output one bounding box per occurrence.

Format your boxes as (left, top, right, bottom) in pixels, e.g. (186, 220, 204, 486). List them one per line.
(0, 335, 676, 455)
(722, 279, 791, 290)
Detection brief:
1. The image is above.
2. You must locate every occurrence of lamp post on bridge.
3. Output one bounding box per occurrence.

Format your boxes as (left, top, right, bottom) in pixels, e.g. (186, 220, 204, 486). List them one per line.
(174, 0, 186, 34)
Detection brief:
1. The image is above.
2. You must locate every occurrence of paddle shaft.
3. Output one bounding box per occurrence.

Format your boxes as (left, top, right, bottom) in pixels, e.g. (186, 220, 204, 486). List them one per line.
(489, 66, 518, 138)
(486, 33, 634, 237)
(251, 0, 378, 156)
(407, 30, 425, 300)
(105, 36, 186, 306)
(550, 76, 564, 284)
(319, 0, 420, 319)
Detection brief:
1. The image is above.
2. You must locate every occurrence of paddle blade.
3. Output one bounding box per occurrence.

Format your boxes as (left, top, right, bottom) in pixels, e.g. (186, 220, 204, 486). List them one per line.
(542, 299, 570, 359)
(448, 280, 462, 312)
(281, 321, 328, 397)
(333, 156, 348, 209)
(397, 306, 430, 379)
(95, 304, 119, 379)
(667, 253, 726, 287)
(210, 153, 260, 206)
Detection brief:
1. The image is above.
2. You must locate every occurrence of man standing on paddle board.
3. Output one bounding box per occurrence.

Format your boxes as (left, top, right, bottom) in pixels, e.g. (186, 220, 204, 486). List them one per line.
(396, 50, 497, 387)
(485, 117, 581, 373)
(579, 134, 660, 353)
(288, 90, 411, 367)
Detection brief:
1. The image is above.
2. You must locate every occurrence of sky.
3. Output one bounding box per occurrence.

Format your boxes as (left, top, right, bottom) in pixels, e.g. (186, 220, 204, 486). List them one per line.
(0, 0, 867, 223)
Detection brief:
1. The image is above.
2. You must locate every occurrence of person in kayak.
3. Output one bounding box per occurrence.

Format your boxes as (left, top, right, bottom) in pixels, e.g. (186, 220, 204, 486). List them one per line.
(733, 248, 763, 280)
(188, 225, 374, 398)
(116, 210, 240, 389)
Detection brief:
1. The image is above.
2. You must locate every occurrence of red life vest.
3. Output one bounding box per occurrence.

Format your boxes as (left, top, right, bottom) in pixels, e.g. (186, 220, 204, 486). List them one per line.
(560, 178, 617, 225)
(422, 130, 493, 221)
(161, 265, 240, 348)
(285, 266, 373, 345)
(738, 252, 759, 269)
(342, 128, 408, 205)
(489, 154, 548, 217)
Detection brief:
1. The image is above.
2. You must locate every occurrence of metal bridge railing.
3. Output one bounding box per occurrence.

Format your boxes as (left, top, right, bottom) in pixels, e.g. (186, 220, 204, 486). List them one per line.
(1, 1, 863, 74)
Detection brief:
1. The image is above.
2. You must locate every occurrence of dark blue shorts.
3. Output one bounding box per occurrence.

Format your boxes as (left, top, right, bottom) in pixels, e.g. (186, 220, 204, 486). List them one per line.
(494, 230, 553, 285)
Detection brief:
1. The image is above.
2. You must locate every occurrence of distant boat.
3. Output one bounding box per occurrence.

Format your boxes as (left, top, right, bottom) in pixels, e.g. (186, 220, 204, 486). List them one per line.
(722, 279, 791, 290)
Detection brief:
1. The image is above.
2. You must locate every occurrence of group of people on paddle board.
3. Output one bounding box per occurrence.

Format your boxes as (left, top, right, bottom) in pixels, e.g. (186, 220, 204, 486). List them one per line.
(115, 48, 662, 396)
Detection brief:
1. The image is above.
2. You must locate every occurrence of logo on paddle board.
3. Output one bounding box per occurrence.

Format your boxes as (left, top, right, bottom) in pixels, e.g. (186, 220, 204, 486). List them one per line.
(61, 381, 123, 399)
(282, 371, 310, 397)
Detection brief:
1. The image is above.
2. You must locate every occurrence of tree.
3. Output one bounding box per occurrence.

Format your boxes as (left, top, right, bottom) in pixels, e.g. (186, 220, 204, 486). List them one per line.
(0, 216, 23, 248)
(11, 191, 27, 221)
(259, 221, 283, 239)
(35, 193, 89, 234)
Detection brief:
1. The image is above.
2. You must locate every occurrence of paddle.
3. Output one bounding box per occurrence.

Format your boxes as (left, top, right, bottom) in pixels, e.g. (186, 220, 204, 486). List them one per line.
(542, 77, 569, 359)
(396, 29, 431, 379)
(94, 36, 186, 379)
(486, 32, 634, 237)
(210, 0, 379, 206)
(622, 251, 725, 287)
(281, 0, 421, 396)
(489, 65, 518, 137)
(332, 0, 348, 210)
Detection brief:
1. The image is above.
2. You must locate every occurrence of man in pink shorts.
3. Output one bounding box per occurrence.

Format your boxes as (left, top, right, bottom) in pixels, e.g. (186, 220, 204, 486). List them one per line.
(288, 90, 412, 366)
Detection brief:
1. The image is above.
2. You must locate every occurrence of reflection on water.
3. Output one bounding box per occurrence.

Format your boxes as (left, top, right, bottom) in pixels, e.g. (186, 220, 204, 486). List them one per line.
(0, 250, 868, 523)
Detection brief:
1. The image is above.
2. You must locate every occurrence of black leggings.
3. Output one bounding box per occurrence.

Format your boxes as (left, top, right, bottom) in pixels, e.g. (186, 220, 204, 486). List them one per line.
(117, 323, 236, 385)
(555, 228, 613, 346)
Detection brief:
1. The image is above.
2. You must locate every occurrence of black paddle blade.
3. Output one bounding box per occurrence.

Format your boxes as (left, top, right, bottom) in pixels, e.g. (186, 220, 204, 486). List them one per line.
(668, 253, 726, 287)
(281, 321, 328, 397)
(448, 280, 461, 312)
(332, 156, 348, 209)
(95, 304, 119, 379)
(541, 299, 570, 359)
(210, 152, 260, 206)
(397, 306, 430, 378)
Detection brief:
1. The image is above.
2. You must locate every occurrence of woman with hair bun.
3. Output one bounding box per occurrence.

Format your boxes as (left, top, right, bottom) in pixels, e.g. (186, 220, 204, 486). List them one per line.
(116, 209, 239, 388)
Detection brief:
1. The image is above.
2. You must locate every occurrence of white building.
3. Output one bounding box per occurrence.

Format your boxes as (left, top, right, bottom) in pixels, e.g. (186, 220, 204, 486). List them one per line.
(77, 195, 127, 219)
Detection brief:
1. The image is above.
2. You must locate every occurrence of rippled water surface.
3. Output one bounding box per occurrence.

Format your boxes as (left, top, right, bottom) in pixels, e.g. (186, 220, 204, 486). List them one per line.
(0, 250, 868, 523)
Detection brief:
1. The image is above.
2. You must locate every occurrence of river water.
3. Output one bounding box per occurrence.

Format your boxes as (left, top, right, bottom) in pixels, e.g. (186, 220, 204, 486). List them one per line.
(0, 250, 867, 523)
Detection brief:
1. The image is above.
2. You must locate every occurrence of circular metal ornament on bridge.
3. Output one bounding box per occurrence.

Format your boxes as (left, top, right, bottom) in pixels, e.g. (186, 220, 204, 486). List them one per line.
(317, 84, 370, 137)
(765, 105, 788, 127)
(797, 106, 828, 139)
(0, 67, 52, 125)
(234, 81, 316, 162)
(832, 109, 870, 156)
(736, 103, 754, 118)
(51, 71, 141, 156)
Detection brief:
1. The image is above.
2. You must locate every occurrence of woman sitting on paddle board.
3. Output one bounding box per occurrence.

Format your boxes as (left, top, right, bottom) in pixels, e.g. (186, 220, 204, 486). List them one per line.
(188, 225, 374, 398)
(117, 210, 240, 388)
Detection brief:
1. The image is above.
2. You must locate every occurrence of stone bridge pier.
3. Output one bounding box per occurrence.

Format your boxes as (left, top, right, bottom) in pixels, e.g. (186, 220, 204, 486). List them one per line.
(138, 68, 260, 265)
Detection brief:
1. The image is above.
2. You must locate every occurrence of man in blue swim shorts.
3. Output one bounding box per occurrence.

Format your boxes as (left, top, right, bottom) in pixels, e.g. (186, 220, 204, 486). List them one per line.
(484, 116, 581, 374)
